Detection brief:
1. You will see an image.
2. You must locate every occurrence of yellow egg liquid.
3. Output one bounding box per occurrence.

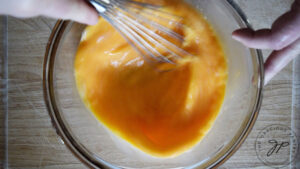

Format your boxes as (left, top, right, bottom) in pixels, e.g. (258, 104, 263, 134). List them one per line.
(75, 0, 227, 157)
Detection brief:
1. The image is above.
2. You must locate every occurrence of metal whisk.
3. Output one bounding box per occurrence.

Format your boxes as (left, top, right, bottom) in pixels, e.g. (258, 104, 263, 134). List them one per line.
(88, 0, 191, 64)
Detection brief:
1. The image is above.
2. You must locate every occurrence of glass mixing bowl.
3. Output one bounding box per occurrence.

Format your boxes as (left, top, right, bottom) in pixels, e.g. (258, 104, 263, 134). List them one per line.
(43, 0, 264, 168)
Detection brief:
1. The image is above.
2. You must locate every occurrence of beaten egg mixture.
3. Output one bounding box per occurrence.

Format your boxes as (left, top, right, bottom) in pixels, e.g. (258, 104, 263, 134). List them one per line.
(75, 0, 227, 157)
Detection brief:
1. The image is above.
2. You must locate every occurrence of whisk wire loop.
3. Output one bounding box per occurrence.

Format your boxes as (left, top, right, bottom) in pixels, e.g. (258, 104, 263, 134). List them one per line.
(88, 0, 191, 64)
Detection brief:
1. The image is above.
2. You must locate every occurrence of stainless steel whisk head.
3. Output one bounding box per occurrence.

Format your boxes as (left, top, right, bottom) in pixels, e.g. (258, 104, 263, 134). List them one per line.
(88, 0, 191, 65)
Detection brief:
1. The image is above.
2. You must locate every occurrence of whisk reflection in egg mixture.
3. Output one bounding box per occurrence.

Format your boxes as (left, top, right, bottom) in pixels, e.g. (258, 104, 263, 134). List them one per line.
(87, 0, 193, 70)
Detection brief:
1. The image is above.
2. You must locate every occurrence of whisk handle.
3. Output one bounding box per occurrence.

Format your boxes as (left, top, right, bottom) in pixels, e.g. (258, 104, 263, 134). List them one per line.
(87, 0, 111, 13)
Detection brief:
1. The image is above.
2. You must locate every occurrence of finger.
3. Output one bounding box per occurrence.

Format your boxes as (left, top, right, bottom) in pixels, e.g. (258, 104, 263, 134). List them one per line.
(41, 0, 99, 25)
(232, 28, 275, 50)
(264, 38, 300, 85)
(232, 1, 300, 50)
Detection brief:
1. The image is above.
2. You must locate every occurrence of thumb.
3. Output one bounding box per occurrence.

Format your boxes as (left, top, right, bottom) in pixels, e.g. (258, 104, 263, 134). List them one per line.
(41, 0, 99, 25)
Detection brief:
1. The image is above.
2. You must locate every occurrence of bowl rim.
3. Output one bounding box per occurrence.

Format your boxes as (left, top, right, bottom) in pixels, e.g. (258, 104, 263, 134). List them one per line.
(43, 0, 264, 168)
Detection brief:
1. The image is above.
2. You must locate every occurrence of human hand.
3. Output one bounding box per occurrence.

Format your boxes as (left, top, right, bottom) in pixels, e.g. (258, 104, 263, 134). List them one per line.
(232, 0, 300, 85)
(0, 0, 99, 25)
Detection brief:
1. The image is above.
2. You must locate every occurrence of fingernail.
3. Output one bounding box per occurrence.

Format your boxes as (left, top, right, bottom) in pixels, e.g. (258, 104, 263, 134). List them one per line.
(87, 17, 99, 25)
(232, 33, 242, 42)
